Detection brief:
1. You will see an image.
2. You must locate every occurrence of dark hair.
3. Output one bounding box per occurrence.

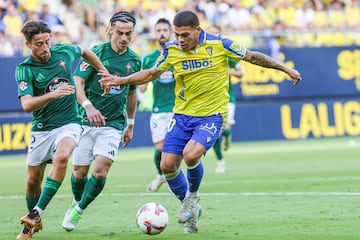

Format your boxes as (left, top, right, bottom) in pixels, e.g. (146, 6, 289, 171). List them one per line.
(21, 20, 51, 42)
(209, 24, 221, 33)
(173, 10, 199, 28)
(155, 18, 171, 29)
(109, 11, 136, 27)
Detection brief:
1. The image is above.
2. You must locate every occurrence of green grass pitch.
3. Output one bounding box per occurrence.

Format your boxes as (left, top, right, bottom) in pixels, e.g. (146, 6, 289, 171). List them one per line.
(1, 137, 360, 240)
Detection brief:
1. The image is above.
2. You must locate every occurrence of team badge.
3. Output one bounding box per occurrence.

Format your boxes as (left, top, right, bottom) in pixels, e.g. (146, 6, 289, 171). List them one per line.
(206, 46, 213, 57)
(200, 123, 218, 136)
(125, 63, 132, 75)
(58, 60, 67, 71)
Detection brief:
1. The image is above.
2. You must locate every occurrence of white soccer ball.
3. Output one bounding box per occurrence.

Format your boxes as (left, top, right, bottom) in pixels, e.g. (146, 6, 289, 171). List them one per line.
(136, 202, 169, 235)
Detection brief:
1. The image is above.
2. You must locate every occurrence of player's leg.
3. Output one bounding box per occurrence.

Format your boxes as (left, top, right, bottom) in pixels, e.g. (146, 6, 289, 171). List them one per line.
(161, 114, 190, 205)
(147, 113, 171, 192)
(17, 163, 46, 240)
(63, 127, 120, 231)
(182, 113, 224, 233)
(147, 141, 166, 192)
(19, 124, 81, 238)
(213, 137, 225, 173)
(223, 102, 235, 151)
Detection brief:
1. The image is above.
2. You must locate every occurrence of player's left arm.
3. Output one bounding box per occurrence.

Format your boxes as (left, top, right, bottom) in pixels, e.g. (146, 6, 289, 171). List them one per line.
(243, 49, 301, 86)
(122, 88, 137, 147)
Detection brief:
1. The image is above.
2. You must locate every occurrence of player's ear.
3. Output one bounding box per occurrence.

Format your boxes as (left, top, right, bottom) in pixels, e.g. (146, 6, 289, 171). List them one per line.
(25, 40, 31, 49)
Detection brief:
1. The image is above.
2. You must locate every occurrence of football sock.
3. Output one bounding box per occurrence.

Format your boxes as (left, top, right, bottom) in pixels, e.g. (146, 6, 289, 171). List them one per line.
(165, 169, 188, 201)
(78, 175, 106, 210)
(187, 161, 204, 193)
(26, 196, 39, 212)
(71, 173, 88, 202)
(36, 176, 61, 211)
(223, 128, 231, 136)
(213, 138, 223, 160)
(154, 149, 162, 175)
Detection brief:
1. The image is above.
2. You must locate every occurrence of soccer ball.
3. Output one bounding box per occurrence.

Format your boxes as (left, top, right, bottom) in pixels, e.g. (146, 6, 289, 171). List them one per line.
(136, 202, 169, 235)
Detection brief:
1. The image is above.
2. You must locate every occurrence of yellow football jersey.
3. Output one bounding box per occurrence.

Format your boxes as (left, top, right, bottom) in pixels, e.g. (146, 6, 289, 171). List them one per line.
(156, 29, 246, 117)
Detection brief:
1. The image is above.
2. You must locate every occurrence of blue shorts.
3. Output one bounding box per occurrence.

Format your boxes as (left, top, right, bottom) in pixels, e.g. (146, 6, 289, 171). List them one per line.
(163, 113, 224, 156)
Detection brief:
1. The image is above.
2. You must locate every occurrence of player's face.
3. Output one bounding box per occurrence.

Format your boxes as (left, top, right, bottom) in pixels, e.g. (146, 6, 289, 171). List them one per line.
(173, 26, 200, 51)
(154, 23, 171, 47)
(26, 33, 51, 63)
(109, 21, 134, 54)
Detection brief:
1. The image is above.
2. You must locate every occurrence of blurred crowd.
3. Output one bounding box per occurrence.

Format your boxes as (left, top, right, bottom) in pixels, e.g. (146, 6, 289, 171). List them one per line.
(0, 0, 359, 58)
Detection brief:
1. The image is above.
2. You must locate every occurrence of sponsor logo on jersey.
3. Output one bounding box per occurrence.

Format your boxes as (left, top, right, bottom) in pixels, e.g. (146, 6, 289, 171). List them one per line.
(19, 81, 28, 91)
(158, 70, 175, 83)
(46, 77, 69, 93)
(108, 72, 126, 94)
(181, 58, 212, 71)
(79, 62, 90, 71)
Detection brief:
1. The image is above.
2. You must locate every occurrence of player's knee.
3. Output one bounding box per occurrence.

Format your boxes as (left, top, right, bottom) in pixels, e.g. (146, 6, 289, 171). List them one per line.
(183, 151, 201, 166)
(93, 169, 108, 179)
(160, 161, 176, 174)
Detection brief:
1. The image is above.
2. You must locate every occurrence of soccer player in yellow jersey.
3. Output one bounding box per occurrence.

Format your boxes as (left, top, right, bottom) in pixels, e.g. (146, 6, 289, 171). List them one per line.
(99, 10, 301, 234)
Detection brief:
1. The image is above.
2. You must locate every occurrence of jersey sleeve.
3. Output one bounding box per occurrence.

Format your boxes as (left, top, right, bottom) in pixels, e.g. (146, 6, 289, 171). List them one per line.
(221, 37, 247, 61)
(155, 44, 172, 72)
(15, 63, 34, 98)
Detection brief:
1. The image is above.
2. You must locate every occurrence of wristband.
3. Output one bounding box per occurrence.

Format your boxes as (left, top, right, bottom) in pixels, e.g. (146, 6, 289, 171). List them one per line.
(127, 118, 135, 125)
(81, 100, 92, 108)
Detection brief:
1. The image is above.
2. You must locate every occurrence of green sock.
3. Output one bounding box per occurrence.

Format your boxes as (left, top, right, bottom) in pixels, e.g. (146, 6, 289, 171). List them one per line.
(223, 129, 231, 136)
(213, 138, 223, 160)
(71, 173, 88, 202)
(37, 177, 61, 211)
(78, 175, 106, 210)
(26, 196, 39, 212)
(154, 149, 162, 175)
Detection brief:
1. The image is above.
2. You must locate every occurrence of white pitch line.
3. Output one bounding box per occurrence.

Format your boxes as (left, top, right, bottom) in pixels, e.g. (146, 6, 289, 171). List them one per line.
(1, 192, 360, 200)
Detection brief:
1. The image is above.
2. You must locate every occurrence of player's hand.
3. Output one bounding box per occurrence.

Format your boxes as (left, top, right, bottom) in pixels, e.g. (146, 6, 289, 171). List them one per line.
(98, 69, 126, 96)
(51, 84, 75, 98)
(85, 104, 106, 127)
(287, 68, 302, 86)
(121, 125, 133, 147)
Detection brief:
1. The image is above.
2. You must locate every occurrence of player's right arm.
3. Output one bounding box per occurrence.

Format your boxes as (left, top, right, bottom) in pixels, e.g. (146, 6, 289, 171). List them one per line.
(20, 85, 75, 113)
(74, 75, 106, 127)
(98, 67, 163, 95)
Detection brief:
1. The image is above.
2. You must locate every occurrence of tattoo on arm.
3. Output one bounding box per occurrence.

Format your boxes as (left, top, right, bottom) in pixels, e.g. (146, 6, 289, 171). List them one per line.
(249, 51, 285, 71)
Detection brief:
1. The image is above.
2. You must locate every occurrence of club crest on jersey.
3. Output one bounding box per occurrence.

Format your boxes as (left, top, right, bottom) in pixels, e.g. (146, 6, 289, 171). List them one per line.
(125, 63, 132, 75)
(206, 46, 213, 56)
(46, 77, 69, 93)
(19, 81, 28, 91)
(58, 60, 67, 71)
(79, 62, 90, 71)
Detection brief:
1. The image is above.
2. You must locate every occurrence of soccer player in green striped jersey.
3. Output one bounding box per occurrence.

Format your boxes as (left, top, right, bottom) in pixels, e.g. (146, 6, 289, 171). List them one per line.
(61, 11, 140, 232)
(141, 18, 175, 192)
(15, 20, 107, 240)
(99, 10, 301, 234)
